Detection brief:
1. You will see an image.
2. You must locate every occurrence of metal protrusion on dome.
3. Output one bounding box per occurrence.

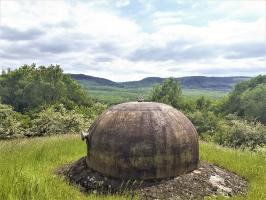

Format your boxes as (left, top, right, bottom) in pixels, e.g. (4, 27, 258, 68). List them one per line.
(137, 95, 144, 102)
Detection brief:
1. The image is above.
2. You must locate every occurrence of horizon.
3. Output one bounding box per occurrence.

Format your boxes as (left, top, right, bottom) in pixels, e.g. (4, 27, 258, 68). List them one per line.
(0, 0, 266, 81)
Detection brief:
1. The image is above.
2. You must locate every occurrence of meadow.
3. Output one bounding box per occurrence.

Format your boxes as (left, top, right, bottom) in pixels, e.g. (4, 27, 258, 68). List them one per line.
(0, 135, 265, 200)
(85, 85, 226, 104)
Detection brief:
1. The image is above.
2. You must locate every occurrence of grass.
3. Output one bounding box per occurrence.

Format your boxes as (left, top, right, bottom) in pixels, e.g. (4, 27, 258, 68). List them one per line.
(87, 87, 151, 105)
(0, 135, 126, 200)
(0, 135, 265, 200)
(200, 142, 266, 200)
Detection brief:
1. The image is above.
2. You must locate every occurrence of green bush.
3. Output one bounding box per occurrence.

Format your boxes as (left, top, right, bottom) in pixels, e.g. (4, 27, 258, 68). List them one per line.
(186, 110, 219, 140)
(0, 104, 28, 139)
(214, 119, 266, 150)
(30, 104, 89, 136)
(74, 102, 107, 121)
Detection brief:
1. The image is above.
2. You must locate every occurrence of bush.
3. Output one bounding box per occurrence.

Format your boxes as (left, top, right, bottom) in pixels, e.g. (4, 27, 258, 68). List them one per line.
(30, 104, 89, 136)
(214, 119, 266, 150)
(74, 103, 107, 122)
(0, 104, 28, 139)
(186, 110, 219, 140)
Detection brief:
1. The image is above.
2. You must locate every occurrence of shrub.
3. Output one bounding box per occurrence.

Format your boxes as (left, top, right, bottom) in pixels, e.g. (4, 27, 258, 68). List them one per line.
(0, 104, 27, 139)
(30, 104, 89, 136)
(214, 119, 266, 150)
(186, 110, 219, 140)
(74, 102, 107, 122)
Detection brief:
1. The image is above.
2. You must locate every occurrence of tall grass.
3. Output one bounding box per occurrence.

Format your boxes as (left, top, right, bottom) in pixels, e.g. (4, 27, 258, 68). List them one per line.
(0, 135, 265, 199)
(0, 135, 126, 200)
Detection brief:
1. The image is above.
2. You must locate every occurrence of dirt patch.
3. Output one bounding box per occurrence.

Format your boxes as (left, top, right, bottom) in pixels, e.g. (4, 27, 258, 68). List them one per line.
(56, 157, 248, 200)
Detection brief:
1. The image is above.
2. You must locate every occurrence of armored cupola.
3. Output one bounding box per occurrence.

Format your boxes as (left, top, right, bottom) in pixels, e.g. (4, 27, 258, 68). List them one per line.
(83, 102, 199, 180)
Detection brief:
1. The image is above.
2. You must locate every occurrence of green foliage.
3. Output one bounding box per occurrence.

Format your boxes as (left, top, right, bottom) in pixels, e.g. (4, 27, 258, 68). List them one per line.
(240, 84, 266, 123)
(30, 104, 89, 136)
(150, 78, 182, 108)
(222, 75, 266, 124)
(195, 96, 211, 110)
(0, 64, 92, 112)
(0, 103, 28, 139)
(214, 119, 266, 150)
(0, 64, 105, 139)
(75, 103, 107, 121)
(0, 102, 101, 139)
(187, 111, 218, 139)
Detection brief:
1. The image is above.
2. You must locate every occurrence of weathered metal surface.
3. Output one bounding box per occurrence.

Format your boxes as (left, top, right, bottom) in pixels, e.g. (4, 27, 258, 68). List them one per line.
(85, 102, 199, 180)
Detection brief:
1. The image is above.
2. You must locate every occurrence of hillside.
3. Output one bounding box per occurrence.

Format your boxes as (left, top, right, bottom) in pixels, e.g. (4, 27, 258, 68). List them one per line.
(70, 74, 251, 104)
(70, 74, 250, 91)
(69, 74, 122, 88)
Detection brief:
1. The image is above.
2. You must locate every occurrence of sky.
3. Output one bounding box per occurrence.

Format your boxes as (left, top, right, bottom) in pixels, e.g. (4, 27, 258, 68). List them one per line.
(0, 0, 265, 81)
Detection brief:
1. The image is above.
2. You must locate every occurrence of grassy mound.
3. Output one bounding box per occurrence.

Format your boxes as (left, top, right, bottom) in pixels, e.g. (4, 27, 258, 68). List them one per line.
(0, 135, 265, 200)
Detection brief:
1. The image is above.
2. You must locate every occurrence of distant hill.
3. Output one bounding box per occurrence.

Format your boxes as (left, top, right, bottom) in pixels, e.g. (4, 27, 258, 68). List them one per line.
(70, 74, 250, 91)
(121, 77, 164, 88)
(69, 74, 123, 88)
(177, 76, 250, 90)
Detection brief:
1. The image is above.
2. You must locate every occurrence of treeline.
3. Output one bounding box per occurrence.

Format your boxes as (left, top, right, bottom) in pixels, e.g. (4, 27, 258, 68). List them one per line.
(1, 64, 265, 151)
(150, 77, 266, 151)
(0, 64, 106, 139)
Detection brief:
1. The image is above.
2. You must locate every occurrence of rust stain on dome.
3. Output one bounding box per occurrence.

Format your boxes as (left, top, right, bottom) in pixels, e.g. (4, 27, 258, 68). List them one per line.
(84, 102, 199, 180)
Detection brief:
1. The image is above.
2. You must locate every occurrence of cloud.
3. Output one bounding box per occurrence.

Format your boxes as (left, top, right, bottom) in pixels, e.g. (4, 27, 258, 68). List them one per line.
(93, 56, 114, 63)
(116, 0, 131, 7)
(225, 42, 266, 59)
(129, 42, 216, 62)
(0, 25, 44, 41)
(0, 0, 265, 81)
(129, 41, 266, 62)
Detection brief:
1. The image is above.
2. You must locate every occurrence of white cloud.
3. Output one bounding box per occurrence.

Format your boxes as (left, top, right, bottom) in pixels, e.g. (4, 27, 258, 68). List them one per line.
(0, 0, 265, 81)
(115, 0, 130, 7)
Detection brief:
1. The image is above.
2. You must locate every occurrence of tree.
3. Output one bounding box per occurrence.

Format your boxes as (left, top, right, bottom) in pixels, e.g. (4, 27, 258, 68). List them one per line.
(0, 64, 92, 112)
(222, 75, 266, 124)
(195, 96, 211, 110)
(150, 78, 182, 108)
(1, 69, 6, 75)
(240, 84, 266, 124)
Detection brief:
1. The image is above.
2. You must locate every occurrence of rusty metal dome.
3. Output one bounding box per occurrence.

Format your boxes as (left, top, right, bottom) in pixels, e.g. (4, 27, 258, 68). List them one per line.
(84, 102, 199, 180)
